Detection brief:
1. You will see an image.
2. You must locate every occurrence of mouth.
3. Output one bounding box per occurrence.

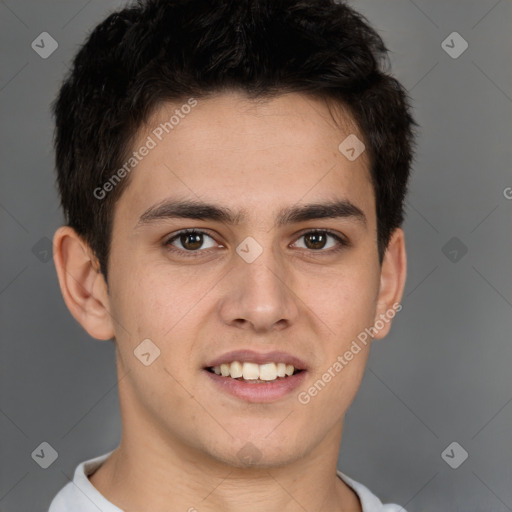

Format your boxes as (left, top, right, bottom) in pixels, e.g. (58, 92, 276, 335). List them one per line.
(205, 361, 304, 383)
(203, 350, 308, 402)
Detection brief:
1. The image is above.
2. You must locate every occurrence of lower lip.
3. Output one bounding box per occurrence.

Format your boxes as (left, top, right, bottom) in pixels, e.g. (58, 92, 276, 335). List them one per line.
(204, 369, 307, 403)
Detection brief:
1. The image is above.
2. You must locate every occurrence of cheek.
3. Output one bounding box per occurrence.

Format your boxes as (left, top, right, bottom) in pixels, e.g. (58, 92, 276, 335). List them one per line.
(110, 264, 217, 366)
(305, 264, 379, 341)
(109, 254, 183, 326)
(303, 265, 377, 415)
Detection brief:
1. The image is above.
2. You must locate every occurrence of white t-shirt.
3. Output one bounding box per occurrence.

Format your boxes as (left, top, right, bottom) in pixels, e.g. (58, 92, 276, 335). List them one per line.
(48, 450, 406, 512)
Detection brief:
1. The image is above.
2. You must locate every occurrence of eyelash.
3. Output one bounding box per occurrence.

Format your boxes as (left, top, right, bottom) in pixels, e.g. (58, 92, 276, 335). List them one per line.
(163, 228, 348, 258)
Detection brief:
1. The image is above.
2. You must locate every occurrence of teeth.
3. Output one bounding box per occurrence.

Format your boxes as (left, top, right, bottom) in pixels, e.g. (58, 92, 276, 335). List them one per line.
(242, 362, 260, 380)
(259, 363, 277, 381)
(210, 361, 298, 381)
(230, 361, 243, 378)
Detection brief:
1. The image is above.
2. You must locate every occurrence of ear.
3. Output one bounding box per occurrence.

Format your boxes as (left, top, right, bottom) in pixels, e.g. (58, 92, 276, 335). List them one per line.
(372, 227, 407, 340)
(53, 226, 115, 340)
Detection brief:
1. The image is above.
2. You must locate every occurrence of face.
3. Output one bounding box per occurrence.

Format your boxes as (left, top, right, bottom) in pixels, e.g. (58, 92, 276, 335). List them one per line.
(98, 91, 394, 467)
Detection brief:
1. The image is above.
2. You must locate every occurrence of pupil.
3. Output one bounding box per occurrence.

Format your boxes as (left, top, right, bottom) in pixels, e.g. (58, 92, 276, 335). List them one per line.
(183, 233, 202, 250)
(305, 232, 326, 250)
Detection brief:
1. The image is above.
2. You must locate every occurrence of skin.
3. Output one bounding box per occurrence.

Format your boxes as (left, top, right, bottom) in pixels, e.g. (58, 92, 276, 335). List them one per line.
(53, 90, 407, 512)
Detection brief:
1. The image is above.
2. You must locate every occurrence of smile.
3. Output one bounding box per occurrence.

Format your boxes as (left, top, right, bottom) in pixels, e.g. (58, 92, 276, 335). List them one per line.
(207, 361, 302, 382)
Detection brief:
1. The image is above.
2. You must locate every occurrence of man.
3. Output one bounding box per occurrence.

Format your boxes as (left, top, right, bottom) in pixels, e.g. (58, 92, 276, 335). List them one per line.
(49, 0, 416, 510)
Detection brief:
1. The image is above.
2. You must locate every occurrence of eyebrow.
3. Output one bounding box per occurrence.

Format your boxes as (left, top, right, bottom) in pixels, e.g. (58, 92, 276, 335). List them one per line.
(135, 198, 367, 229)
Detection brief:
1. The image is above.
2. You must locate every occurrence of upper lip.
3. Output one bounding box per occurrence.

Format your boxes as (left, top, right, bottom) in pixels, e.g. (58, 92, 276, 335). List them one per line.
(204, 350, 308, 371)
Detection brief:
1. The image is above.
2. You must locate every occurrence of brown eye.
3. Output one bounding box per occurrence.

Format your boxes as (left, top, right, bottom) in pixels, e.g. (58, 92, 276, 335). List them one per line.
(179, 232, 203, 250)
(165, 230, 217, 253)
(294, 230, 346, 253)
(303, 232, 328, 250)
(164, 228, 347, 259)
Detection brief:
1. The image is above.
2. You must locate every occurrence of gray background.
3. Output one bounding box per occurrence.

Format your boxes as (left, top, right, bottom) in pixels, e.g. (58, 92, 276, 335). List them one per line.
(1, 0, 511, 510)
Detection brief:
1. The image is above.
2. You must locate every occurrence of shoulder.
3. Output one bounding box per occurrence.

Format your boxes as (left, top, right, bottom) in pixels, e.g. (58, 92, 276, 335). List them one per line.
(337, 470, 406, 512)
(48, 451, 120, 512)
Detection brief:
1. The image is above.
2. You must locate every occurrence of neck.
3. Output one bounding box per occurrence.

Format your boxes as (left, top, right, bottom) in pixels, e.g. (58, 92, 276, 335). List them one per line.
(89, 427, 361, 512)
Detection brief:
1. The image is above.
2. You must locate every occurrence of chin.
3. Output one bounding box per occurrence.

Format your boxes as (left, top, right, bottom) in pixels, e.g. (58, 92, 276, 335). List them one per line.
(202, 432, 308, 470)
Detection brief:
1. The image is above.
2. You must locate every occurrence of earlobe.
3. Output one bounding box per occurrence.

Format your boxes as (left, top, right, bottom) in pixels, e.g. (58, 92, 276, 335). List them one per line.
(372, 227, 407, 340)
(53, 226, 115, 341)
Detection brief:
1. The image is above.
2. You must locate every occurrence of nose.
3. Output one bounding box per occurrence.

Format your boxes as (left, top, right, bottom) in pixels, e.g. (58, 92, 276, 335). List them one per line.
(217, 240, 300, 334)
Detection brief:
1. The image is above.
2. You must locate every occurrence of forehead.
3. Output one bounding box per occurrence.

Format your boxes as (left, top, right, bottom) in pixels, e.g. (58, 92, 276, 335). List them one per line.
(115, 91, 375, 228)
